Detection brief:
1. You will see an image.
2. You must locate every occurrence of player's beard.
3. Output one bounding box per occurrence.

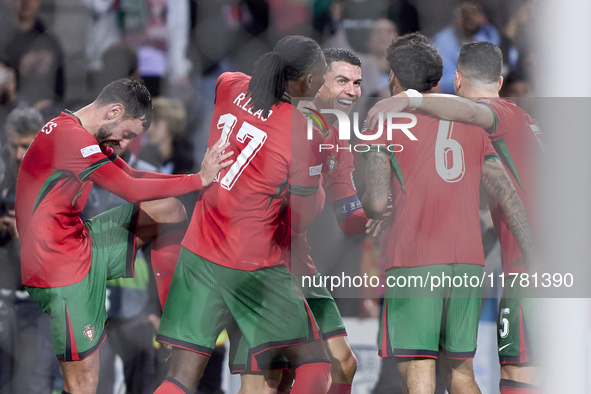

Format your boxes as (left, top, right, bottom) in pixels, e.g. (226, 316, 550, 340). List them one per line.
(95, 120, 120, 146)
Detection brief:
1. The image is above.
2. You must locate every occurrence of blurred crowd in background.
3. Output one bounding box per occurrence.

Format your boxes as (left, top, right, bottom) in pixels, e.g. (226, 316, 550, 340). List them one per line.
(0, 0, 537, 393)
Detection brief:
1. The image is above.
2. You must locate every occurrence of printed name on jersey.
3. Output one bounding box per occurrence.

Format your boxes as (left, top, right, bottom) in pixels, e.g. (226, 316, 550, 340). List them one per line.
(309, 164, 323, 176)
(80, 145, 101, 158)
(233, 93, 273, 121)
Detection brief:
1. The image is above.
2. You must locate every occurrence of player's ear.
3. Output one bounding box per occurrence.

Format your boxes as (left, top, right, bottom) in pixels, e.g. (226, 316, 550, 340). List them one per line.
(454, 70, 462, 92)
(388, 71, 396, 86)
(497, 76, 504, 92)
(106, 103, 125, 121)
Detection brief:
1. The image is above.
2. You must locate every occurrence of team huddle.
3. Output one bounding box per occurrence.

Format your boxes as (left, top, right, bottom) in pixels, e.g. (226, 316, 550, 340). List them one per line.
(15, 32, 541, 394)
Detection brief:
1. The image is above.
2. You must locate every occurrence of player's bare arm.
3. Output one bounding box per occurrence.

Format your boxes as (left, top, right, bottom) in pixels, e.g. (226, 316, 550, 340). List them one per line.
(481, 158, 536, 267)
(362, 151, 391, 219)
(199, 137, 234, 187)
(366, 92, 495, 131)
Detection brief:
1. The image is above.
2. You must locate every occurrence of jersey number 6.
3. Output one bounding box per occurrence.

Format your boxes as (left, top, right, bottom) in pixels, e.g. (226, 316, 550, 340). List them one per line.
(435, 120, 465, 183)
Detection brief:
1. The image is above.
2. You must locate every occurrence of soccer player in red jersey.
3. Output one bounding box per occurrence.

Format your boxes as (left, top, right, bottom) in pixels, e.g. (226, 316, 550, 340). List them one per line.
(367, 41, 542, 394)
(15, 78, 233, 394)
(154, 36, 332, 394)
(235, 47, 380, 394)
(361, 34, 536, 394)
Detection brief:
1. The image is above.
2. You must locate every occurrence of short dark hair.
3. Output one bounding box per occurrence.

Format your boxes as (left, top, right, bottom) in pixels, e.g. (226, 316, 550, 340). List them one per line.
(457, 42, 503, 84)
(324, 48, 362, 70)
(95, 78, 153, 131)
(387, 34, 443, 92)
(389, 32, 431, 51)
(6, 107, 44, 136)
(248, 35, 323, 117)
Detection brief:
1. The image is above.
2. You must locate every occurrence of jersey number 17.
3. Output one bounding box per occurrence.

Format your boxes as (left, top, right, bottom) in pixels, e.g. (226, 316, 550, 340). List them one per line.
(213, 113, 268, 190)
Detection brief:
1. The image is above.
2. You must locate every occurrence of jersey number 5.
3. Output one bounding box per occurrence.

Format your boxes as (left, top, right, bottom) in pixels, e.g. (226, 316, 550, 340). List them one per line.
(215, 113, 267, 190)
(435, 120, 465, 183)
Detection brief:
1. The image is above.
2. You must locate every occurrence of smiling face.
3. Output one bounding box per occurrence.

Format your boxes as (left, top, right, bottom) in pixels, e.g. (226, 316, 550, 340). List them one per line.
(316, 61, 362, 114)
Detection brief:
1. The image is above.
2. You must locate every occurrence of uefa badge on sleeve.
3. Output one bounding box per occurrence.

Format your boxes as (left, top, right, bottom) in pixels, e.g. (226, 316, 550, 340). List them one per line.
(83, 325, 96, 343)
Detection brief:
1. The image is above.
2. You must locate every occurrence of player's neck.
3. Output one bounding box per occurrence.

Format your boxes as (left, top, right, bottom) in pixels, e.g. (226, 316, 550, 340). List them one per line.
(461, 87, 499, 101)
(73, 104, 101, 136)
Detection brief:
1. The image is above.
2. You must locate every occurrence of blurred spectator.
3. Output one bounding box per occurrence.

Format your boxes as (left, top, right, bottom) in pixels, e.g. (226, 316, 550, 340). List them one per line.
(1, 0, 65, 107)
(359, 18, 399, 98)
(502, 0, 534, 52)
(500, 69, 533, 113)
(0, 107, 60, 393)
(84, 0, 123, 98)
(119, 0, 192, 99)
(0, 59, 21, 146)
(432, 0, 518, 93)
(139, 97, 195, 175)
(91, 45, 140, 99)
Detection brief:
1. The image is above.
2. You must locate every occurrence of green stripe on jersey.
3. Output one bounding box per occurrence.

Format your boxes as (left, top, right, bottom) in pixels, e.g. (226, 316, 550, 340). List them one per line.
(290, 184, 319, 196)
(478, 103, 498, 134)
(360, 145, 390, 162)
(267, 177, 288, 209)
(32, 170, 68, 214)
(484, 153, 500, 162)
(79, 158, 111, 181)
(491, 138, 523, 190)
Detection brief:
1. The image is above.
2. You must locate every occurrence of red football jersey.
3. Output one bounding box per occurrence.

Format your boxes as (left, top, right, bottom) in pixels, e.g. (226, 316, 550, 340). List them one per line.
(16, 111, 204, 288)
(369, 112, 498, 269)
(183, 72, 321, 270)
(291, 125, 358, 276)
(16, 112, 117, 287)
(478, 98, 542, 275)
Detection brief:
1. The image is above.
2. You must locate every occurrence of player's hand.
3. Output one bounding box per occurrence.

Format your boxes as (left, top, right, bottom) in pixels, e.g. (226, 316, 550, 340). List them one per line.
(199, 138, 233, 187)
(365, 193, 392, 237)
(366, 93, 410, 131)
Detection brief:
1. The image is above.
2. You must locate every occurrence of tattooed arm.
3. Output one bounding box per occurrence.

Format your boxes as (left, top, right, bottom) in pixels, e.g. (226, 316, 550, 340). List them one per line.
(362, 152, 391, 219)
(481, 158, 537, 267)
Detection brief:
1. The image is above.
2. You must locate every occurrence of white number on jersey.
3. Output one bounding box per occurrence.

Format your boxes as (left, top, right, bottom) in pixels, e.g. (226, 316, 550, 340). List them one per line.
(214, 113, 268, 190)
(435, 120, 465, 183)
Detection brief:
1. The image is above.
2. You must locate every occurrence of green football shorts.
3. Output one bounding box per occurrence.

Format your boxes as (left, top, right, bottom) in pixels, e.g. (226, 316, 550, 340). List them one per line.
(156, 249, 321, 372)
(228, 272, 347, 373)
(498, 285, 537, 364)
(378, 264, 483, 359)
(26, 203, 140, 361)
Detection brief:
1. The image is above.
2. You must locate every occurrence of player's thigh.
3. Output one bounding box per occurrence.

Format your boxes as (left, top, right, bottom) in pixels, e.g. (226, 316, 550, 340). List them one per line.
(379, 266, 446, 358)
(84, 202, 140, 280)
(221, 265, 322, 370)
(301, 274, 347, 340)
(157, 249, 229, 354)
(498, 285, 537, 366)
(441, 264, 483, 358)
(25, 258, 109, 362)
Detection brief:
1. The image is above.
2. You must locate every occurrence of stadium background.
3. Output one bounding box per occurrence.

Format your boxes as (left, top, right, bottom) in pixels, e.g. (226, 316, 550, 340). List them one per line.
(0, 0, 589, 393)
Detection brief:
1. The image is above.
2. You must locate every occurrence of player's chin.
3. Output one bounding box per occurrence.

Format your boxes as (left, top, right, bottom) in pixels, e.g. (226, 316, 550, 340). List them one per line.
(336, 98, 356, 113)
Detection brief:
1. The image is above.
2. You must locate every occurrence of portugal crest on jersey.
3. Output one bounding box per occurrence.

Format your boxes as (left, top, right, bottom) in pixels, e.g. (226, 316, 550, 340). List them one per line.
(83, 325, 96, 343)
(325, 153, 338, 177)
